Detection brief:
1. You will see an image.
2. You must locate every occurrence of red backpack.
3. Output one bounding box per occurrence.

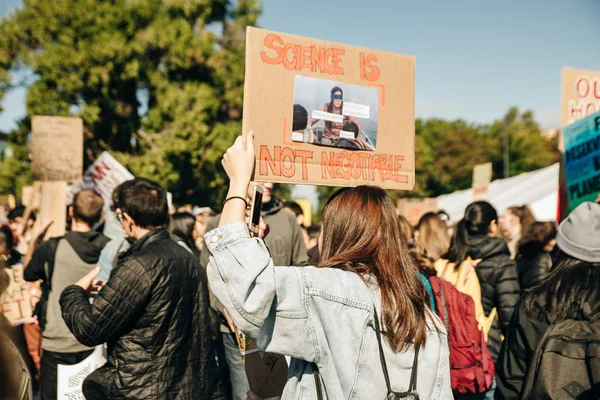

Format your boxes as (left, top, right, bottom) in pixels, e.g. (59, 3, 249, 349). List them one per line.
(429, 276, 495, 395)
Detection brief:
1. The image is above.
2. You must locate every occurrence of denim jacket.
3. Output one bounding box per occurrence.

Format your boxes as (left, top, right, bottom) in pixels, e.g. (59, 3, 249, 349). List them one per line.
(206, 222, 451, 399)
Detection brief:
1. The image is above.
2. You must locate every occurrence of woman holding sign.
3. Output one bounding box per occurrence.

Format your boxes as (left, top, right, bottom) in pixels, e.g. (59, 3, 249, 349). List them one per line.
(309, 86, 361, 143)
(205, 133, 451, 399)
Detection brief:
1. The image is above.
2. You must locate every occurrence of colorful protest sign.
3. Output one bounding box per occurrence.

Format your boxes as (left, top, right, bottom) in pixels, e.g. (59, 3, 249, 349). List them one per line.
(57, 345, 106, 399)
(472, 162, 493, 200)
(0, 264, 35, 325)
(561, 67, 600, 128)
(294, 198, 313, 227)
(243, 27, 415, 189)
(396, 198, 438, 226)
(31, 116, 83, 182)
(66, 152, 134, 209)
(563, 111, 600, 211)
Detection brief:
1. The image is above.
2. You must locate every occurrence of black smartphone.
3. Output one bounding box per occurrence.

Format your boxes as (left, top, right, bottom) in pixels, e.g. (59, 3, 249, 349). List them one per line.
(249, 185, 264, 235)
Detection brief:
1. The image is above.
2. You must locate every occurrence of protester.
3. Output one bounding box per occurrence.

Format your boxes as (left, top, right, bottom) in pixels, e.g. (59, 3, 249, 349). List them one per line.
(283, 200, 310, 248)
(60, 178, 224, 399)
(0, 266, 33, 400)
(515, 221, 557, 291)
(397, 214, 414, 243)
(306, 224, 320, 250)
(8, 206, 36, 255)
(168, 212, 200, 258)
(23, 189, 109, 400)
(206, 134, 451, 398)
(496, 202, 600, 399)
(498, 205, 535, 258)
(416, 212, 451, 261)
(439, 201, 520, 368)
(200, 181, 308, 400)
(193, 206, 216, 250)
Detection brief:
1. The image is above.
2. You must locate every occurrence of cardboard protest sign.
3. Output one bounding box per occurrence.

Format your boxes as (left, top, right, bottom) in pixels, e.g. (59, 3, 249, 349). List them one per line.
(0, 194, 16, 209)
(235, 331, 288, 398)
(396, 198, 438, 226)
(243, 27, 415, 189)
(0, 264, 35, 325)
(472, 162, 493, 200)
(31, 116, 83, 182)
(57, 345, 106, 399)
(39, 181, 67, 239)
(561, 67, 600, 128)
(563, 111, 600, 211)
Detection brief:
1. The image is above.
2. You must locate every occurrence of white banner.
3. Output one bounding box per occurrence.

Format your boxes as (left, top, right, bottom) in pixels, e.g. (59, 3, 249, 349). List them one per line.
(57, 345, 106, 399)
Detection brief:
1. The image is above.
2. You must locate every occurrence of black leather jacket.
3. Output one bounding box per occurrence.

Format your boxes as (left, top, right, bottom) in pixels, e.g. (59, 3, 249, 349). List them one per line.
(60, 229, 224, 399)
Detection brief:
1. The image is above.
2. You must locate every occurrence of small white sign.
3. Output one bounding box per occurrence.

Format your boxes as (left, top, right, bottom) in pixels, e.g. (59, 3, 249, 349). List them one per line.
(311, 110, 343, 123)
(57, 345, 106, 399)
(340, 130, 356, 139)
(343, 102, 370, 119)
(292, 132, 304, 142)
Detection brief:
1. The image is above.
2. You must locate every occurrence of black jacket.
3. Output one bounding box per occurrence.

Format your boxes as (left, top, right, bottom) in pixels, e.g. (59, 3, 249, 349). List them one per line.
(516, 251, 552, 291)
(468, 235, 520, 361)
(60, 229, 224, 399)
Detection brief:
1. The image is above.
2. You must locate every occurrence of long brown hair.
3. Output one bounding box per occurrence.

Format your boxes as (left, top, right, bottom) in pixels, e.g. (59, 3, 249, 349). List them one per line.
(319, 186, 428, 351)
(417, 212, 451, 261)
(517, 221, 557, 259)
(507, 205, 535, 236)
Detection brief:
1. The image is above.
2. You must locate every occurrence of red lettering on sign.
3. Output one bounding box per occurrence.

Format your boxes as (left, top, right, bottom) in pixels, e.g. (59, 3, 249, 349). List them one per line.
(360, 53, 381, 82)
(576, 77, 590, 98)
(260, 33, 345, 76)
(259, 145, 314, 180)
(321, 151, 408, 183)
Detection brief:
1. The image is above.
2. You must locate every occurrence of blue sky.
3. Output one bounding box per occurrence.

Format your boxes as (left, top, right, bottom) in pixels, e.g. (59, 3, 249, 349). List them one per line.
(1, 0, 599, 134)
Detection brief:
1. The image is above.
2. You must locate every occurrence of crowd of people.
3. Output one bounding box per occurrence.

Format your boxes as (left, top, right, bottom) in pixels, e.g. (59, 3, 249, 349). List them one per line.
(0, 132, 598, 400)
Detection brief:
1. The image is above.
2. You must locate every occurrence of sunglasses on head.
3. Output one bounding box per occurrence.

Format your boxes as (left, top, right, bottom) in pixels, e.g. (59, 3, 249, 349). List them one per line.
(330, 94, 343, 100)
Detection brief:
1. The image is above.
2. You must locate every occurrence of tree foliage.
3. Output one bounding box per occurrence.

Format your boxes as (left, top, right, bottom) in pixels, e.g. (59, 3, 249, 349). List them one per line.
(0, 0, 259, 208)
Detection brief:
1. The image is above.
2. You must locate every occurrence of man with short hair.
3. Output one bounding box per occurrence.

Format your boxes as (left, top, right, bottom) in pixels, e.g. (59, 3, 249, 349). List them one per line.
(24, 189, 109, 400)
(60, 178, 224, 399)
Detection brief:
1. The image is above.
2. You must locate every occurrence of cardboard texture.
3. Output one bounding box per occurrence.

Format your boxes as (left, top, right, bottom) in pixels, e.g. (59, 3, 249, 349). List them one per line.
(562, 111, 600, 212)
(396, 198, 438, 226)
(0, 264, 35, 325)
(31, 116, 83, 182)
(21, 184, 42, 209)
(39, 181, 67, 239)
(243, 27, 415, 189)
(235, 331, 288, 398)
(0, 194, 16, 209)
(561, 67, 600, 128)
(472, 162, 493, 200)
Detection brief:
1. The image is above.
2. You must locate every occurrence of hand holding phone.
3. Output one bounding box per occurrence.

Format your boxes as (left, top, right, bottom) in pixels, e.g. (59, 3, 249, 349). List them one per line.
(249, 185, 263, 236)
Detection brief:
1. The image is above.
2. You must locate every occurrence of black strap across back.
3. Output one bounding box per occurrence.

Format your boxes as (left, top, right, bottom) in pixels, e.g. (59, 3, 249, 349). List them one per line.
(314, 303, 420, 399)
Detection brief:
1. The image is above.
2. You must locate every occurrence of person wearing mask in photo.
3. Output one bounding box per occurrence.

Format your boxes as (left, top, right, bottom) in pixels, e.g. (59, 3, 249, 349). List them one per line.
(515, 221, 557, 291)
(283, 201, 310, 249)
(496, 202, 600, 399)
(309, 87, 361, 143)
(439, 202, 520, 368)
(498, 205, 535, 259)
(200, 182, 308, 400)
(168, 212, 200, 258)
(416, 212, 451, 262)
(60, 178, 224, 399)
(23, 189, 110, 400)
(206, 133, 451, 399)
(292, 104, 317, 144)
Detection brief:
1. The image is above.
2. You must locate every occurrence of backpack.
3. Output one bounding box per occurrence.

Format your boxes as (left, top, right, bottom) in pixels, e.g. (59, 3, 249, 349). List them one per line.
(429, 276, 495, 395)
(521, 319, 600, 399)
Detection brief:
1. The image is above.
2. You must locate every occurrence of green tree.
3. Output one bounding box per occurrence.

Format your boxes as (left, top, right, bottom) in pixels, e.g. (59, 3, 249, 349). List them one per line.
(0, 0, 260, 208)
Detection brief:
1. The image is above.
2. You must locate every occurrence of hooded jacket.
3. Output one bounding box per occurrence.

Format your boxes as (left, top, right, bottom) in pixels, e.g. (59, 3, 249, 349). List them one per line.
(516, 242, 553, 291)
(467, 235, 520, 361)
(60, 229, 224, 399)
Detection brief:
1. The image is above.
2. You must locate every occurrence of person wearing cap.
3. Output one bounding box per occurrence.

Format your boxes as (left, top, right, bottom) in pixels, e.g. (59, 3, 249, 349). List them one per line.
(495, 202, 600, 399)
